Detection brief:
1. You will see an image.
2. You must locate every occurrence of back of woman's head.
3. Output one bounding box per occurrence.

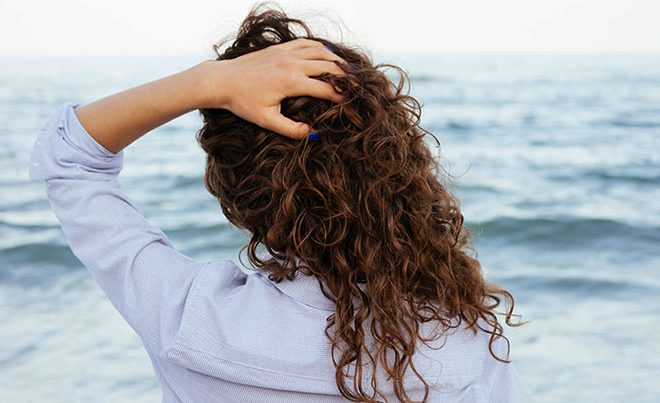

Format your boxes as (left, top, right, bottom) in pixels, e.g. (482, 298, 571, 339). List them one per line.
(197, 4, 519, 402)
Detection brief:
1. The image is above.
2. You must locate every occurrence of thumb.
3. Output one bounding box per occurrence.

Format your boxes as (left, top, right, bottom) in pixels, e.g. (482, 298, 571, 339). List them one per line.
(262, 111, 311, 139)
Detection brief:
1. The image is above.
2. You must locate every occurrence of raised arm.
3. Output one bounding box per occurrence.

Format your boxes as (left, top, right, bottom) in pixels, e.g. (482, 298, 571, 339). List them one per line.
(75, 38, 346, 153)
(28, 38, 346, 356)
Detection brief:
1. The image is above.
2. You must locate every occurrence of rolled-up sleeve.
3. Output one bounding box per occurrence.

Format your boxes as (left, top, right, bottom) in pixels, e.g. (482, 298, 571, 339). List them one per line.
(29, 102, 207, 355)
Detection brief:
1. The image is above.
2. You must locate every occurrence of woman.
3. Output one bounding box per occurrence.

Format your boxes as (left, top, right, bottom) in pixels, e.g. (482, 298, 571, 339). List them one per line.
(29, 5, 521, 403)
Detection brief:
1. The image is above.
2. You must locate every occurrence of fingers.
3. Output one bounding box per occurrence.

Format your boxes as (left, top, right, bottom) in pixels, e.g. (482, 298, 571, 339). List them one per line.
(277, 38, 324, 51)
(274, 38, 348, 73)
(289, 78, 343, 103)
(261, 109, 312, 139)
(299, 60, 347, 78)
(293, 45, 346, 65)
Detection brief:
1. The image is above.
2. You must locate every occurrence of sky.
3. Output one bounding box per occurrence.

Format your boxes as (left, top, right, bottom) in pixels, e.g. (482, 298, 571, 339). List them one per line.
(2, 0, 660, 57)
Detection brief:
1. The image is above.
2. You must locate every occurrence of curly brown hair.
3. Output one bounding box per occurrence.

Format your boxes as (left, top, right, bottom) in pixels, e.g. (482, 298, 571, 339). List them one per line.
(197, 4, 522, 402)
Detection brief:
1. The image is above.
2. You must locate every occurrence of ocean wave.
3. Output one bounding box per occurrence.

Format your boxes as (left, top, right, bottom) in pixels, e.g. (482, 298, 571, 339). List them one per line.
(443, 121, 473, 131)
(0, 219, 56, 232)
(3, 243, 77, 266)
(607, 119, 660, 128)
(545, 163, 660, 186)
(582, 170, 660, 185)
(466, 216, 660, 247)
(453, 184, 501, 195)
(410, 74, 453, 83)
(171, 175, 204, 189)
(499, 273, 660, 297)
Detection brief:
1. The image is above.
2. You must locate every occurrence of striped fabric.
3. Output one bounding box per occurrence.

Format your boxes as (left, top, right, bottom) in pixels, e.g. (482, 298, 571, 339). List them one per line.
(28, 102, 520, 402)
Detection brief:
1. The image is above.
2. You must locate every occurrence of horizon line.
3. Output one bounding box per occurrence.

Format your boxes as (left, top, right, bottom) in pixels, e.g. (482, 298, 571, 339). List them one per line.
(2, 49, 660, 60)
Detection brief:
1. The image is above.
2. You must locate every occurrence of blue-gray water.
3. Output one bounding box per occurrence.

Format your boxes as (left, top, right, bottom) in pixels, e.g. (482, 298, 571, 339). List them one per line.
(1, 53, 659, 402)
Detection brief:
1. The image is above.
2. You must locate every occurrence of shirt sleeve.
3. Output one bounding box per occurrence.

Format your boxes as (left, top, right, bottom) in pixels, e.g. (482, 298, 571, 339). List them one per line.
(28, 102, 207, 356)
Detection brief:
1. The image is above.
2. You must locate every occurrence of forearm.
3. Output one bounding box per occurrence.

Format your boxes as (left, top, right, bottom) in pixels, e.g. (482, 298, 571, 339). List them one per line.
(73, 61, 211, 154)
(72, 38, 346, 151)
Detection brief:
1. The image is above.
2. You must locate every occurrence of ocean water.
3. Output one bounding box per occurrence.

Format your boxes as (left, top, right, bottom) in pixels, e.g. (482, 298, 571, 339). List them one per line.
(1, 53, 659, 402)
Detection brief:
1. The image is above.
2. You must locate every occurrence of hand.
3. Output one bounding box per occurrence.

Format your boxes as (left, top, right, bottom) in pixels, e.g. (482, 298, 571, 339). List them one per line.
(197, 38, 347, 139)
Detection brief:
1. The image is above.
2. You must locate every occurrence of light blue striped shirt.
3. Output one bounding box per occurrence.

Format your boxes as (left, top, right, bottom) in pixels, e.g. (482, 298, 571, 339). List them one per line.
(28, 102, 520, 402)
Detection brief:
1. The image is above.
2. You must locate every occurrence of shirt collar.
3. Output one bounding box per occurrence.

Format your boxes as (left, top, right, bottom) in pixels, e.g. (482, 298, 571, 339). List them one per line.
(256, 252, 367, 312)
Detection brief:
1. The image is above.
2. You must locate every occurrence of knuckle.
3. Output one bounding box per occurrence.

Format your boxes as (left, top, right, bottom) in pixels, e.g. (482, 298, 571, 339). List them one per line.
(285, 71, 301, 86)
(275, 57, 292, 69)
(311, 47, 327, 58)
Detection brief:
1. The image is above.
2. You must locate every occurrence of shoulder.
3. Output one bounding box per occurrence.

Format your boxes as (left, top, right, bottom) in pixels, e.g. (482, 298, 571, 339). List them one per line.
(195, 259, 249, 295)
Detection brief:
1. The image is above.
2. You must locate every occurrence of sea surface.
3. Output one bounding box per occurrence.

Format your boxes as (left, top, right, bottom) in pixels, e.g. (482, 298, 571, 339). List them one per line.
(1, 53, 659, 403)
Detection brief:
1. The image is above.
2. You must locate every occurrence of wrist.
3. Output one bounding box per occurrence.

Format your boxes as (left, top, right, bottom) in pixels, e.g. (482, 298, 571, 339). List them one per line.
(193, 60, 232, 110)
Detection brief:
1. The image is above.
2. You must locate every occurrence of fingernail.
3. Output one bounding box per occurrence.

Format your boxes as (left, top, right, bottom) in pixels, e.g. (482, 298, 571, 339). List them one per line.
(308, 132, 320, 141)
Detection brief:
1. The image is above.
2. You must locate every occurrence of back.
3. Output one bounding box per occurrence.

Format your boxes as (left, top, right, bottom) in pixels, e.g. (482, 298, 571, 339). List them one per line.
(154, 259, 519, 403)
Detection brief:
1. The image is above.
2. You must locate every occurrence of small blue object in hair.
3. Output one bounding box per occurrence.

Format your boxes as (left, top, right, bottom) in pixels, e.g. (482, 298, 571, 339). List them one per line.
(324, 44, 333, 53)
(308, 132, 320, 141)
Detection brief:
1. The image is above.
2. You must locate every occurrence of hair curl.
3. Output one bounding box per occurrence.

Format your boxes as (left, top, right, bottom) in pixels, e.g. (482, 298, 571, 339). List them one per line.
(197, 4, 523, 402)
